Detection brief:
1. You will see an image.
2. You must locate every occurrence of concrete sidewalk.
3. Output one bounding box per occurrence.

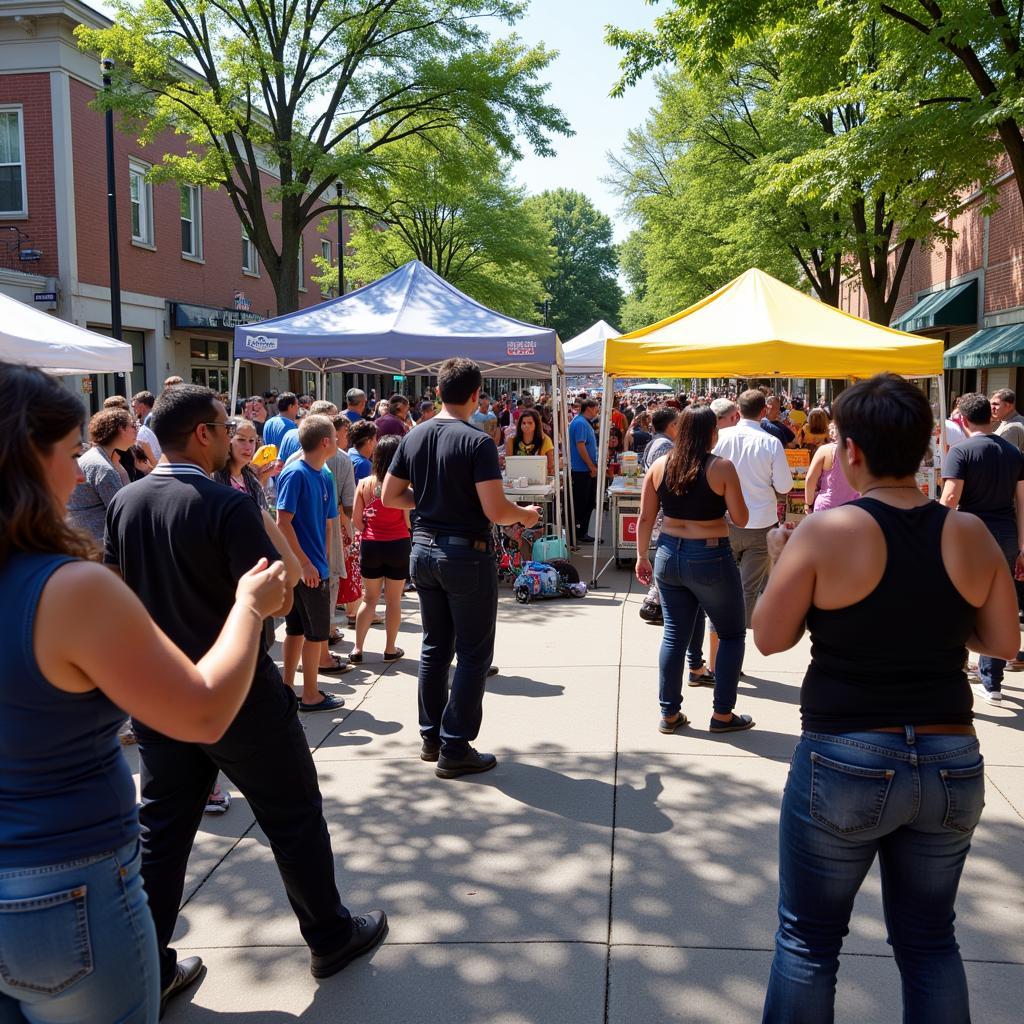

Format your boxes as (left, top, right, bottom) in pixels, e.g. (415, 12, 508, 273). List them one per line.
(148, 556, 1024, 1023)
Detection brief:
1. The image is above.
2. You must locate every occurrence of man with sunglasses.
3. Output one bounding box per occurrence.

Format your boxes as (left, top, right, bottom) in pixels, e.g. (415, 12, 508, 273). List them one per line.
(104, 385, 386, 1015)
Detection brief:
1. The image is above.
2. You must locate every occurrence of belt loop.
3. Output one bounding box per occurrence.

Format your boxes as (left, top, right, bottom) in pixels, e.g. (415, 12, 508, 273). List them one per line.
(904, 724, 915, 746)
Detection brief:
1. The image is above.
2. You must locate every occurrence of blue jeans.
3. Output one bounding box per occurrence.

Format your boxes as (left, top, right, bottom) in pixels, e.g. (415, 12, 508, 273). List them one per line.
(978, 522, 1017, 693)
(411, 538, 498, 757)
(654, 535, 746, 716)
(764, 729, 985, 1024)
(0, 840, 158, 1023)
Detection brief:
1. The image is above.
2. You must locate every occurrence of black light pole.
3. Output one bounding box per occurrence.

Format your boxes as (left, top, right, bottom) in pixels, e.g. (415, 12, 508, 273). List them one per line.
(336, 182, 345, 296)
(102, 57, 126, 396)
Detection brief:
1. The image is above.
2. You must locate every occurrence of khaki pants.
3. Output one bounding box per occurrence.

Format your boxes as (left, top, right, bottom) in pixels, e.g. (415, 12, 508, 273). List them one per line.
(727, 524, 772, 629)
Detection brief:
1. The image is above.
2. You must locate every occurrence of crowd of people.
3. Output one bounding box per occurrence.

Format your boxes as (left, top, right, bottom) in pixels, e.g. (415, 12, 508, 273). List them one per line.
(0, 356, 1019, 1023)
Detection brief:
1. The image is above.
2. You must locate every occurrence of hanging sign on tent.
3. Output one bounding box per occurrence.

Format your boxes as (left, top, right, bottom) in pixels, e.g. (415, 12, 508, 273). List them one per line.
(507, 339, 537, 357)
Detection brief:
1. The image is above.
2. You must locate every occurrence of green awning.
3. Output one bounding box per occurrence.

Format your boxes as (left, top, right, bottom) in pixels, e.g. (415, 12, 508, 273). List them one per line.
(945, 323, 1024, 370)
(891, 279, 978, 333)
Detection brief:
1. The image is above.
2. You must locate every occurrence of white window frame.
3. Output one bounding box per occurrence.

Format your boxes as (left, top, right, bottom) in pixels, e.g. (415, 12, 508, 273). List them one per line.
(242, 224, 259, 276)
(0, 106, 28, 218)
(129, 160, 154, 247)
(320, 239, 333, 296)
(180, 184, 203, 260)
(297, 236, 306, 291)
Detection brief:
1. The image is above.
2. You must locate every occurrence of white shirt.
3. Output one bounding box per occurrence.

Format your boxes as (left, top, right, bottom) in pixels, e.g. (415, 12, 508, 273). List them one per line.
(136, 423, 162, 459)
(713, 418, 794, 529)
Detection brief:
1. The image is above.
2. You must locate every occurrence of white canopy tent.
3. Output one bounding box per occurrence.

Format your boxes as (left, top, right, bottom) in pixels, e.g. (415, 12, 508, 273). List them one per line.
(0, 291, 133, 380)
(562, 319, 619, 375)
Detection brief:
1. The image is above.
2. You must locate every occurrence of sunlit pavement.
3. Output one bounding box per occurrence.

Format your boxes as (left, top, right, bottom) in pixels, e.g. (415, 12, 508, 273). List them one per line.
(125, 544, 1024, 1023)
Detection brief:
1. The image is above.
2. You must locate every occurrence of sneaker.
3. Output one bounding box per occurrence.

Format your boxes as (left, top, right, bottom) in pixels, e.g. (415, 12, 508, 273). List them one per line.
(435, 746, 497, 779)
(204, 787, 231, 815)
(1006, 656, 1024, 672)
(299, 693, 346, 713)
(709, 713, 756, 733)
(972, 683, 1003, 705)
(639, 598, 663, 624)
(658, 712, 689, 734)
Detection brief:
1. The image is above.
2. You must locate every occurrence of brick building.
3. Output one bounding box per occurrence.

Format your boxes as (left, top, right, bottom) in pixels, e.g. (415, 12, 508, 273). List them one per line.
(0, 0, 391, 411)
(840, 159, 1024, 402)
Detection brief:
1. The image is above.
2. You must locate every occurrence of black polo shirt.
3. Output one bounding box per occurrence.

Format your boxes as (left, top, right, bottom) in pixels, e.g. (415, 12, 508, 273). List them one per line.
(104, 463, 283, 710)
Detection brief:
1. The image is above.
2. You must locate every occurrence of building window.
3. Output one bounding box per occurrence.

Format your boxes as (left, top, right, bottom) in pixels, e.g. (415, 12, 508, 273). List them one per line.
(320, 239, 333, 296)
(129, 161, 154, 245)
(297, 237, 305, 291)
(180, 185, 202, 258)
(242, 225, 258, 275)
(0, 108, 27, 217)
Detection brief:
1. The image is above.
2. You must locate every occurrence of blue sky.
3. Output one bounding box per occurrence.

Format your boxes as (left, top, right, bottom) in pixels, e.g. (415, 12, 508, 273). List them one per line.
(91, 0, 660, 240)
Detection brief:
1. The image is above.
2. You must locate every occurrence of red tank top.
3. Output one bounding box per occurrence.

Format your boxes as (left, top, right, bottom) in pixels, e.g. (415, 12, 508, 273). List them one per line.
(362, 486, 409, 541)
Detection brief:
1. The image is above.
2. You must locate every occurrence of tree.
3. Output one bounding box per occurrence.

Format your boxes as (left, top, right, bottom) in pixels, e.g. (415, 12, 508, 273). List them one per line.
(523, 189, 623, 339)
(316, 130, 551, 321)
(871, 0, 1024, 213)
(607, 1, 999, 323)
(77, 1, 570, 313)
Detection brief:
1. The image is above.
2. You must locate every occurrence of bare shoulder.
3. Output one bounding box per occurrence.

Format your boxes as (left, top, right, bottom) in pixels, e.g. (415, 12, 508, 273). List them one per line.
(943, 508, 999, 550)
(793, 503, 876, 545)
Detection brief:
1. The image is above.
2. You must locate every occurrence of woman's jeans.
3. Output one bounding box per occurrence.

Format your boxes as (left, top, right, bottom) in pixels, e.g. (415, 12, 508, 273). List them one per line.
(654, 535, 745, 716)
(0, 840, 159, 1023)
(763, 729, 985, 1024)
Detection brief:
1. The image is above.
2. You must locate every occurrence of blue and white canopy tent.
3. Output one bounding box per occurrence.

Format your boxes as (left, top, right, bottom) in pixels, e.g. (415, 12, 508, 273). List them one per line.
(230, 259, 567, 539)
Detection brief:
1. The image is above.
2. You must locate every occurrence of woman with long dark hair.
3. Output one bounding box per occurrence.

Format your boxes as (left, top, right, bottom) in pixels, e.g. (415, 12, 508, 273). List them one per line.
(506, 407, 554, 476)
(755, 374, 1018, 1021)
(0, 362, 287, 1023)
(635, 405, 752, 734)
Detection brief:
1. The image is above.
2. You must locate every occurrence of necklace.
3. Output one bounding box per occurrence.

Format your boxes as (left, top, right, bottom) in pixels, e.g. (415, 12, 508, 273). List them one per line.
(860, 485, 922, 497)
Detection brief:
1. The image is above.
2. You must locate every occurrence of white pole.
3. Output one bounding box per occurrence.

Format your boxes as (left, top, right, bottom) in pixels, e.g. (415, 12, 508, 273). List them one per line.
(550, 364, 562, 542)
(562, 380, 576, 546)
(590, 373, 612, 585)
(124, 371, 133, 406)
(937, 373, 948, 499)
(229, 358, 242, 415)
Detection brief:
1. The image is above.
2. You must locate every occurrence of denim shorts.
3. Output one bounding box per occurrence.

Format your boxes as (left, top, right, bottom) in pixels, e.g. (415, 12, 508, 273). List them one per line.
(0, 839, 158, 1022)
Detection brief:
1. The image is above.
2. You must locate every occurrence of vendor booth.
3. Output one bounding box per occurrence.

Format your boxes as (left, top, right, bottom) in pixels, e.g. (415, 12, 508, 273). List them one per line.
(590, 268, 945, 582)
(230, 260, 567, 540)
(563, 319, 619, 376)
(0, 291, 134, 387)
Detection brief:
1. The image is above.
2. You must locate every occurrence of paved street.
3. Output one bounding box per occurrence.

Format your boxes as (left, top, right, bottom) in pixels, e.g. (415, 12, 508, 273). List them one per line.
(127, 554, 1024, 1023)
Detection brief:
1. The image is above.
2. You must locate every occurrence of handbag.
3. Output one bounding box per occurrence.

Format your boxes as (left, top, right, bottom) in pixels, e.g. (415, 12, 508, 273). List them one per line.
(531, 532, 568, 563)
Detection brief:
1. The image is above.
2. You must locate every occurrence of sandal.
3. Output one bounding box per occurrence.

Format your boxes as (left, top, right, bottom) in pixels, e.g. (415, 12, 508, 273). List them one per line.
(709, 713, 755, 734)
(319, 652, 353, 675)
(658, 712, 689, 734)
(688, 668, 716, 687)
(382, 648, 405, 662)
(328, 629, 344, 646)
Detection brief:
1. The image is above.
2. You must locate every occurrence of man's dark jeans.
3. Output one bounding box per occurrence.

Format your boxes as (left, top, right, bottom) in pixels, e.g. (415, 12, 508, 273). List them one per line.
(571, 470, 597, 537)
(135, 683, 353, 988)
(411, 538, 498, 757)
(978, 520, 1018, 693)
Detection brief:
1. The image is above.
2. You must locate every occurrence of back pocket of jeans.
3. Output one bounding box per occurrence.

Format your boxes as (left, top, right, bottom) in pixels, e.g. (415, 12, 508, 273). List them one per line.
(0, 885, 93, 995)
(940, 761, 985, 834)
(810, 751, 894, 835)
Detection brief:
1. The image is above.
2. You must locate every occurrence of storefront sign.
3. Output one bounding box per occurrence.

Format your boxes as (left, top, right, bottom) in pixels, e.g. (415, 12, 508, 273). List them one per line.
(34, 291, 57, 303)
(173, 302, 264, 331)
(233, 290, 251, 311)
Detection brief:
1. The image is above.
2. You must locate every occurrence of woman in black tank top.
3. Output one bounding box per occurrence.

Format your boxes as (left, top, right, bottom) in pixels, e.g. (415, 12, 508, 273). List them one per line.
(752, 375, 1019, 1023)
(636, 406, 752, 735)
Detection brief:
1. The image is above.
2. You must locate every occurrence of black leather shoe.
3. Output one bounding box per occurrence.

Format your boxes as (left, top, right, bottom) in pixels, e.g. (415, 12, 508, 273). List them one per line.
(435, 746, 497, 779)
(160, 956, 203, 1017)
(487, 665, 500, 677)
(310, 910, 388, 979)
(420, 737, 440, 762)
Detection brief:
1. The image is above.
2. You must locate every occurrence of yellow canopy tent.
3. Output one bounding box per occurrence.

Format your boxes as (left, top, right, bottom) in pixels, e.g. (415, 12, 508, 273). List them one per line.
(590, 268, 945, 582)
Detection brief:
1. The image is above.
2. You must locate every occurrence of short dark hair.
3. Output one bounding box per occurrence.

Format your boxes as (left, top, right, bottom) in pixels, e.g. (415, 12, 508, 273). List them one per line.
(298, 414, 336, 452)
(388, 393, 408, 414)
(349, 418, 378, 449)
(652, 407, 678, 433)
(738, 389, 766, 418)
(276, 391, 298, 414)
(332, 414, 350, 432)
(958, 392, 992, 426)
(132, 390, 155, 409)
(833, 374, 933, 477)
(437, 358, 482, 405)
(151, 384, 220, 447)
(579, 398, 598, 415)
(992, 388, 1016, 406)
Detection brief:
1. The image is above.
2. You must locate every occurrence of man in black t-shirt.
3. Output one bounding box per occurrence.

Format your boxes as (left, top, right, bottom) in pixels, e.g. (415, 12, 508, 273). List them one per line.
(105, 386, 386, 1009)
(941, 392, 1024, 704)
(383, 358, 540, 778)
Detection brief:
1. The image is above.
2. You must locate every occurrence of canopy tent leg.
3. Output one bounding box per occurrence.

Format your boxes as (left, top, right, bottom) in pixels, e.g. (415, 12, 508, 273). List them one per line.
(937, 375, 948, 498)
(124, 371, 132, 406)
(561, 381, 575, 546)
(550, 365, 562, 544)
(229, 359, 242, 417)
(590, 374, 612, 586)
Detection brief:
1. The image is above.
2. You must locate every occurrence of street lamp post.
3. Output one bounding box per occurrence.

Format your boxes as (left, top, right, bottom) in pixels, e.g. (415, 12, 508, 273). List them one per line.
(336, 182, 345, 297)
(102, 57, 126, 396)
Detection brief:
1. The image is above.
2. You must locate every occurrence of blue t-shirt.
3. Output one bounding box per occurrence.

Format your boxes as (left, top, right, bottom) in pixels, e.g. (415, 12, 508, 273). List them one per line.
(276, 459, 338, 578)
(277, 428, 301, 464)
(569, 413, 598, 472)
(348, 447, 372, 482)
(263, 414, 297, 451)
(469, 409, 498, 434)
(343, 409, 363, 424)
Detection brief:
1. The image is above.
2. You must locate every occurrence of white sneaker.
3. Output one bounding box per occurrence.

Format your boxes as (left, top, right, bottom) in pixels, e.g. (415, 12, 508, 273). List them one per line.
(972, 683, 1003, 705)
